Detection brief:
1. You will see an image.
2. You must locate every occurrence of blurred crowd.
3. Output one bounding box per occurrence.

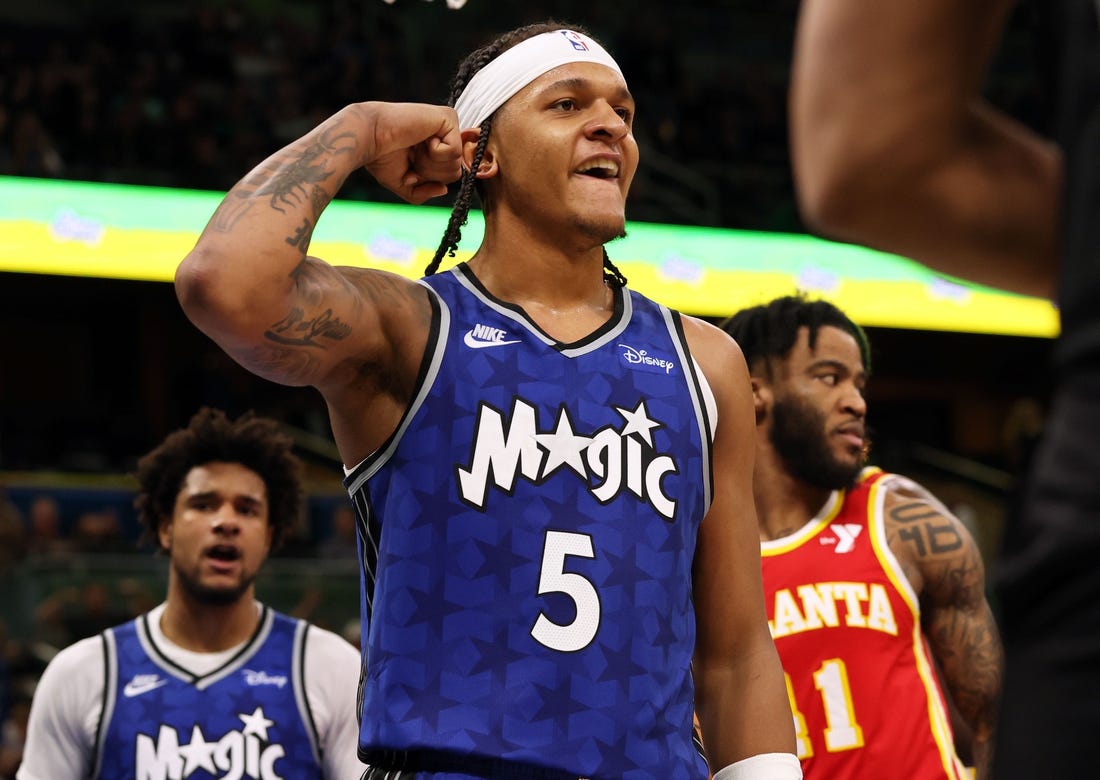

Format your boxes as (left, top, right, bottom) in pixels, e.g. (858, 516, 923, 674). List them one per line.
(0, 1, 813, 230)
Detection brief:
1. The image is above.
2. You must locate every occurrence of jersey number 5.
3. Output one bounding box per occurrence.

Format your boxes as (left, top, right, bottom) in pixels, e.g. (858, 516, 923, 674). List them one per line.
(531, 530, 600, 652)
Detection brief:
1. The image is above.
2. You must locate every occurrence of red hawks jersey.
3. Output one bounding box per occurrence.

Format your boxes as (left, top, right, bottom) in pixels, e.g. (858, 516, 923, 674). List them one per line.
(760, 468, 969, 779)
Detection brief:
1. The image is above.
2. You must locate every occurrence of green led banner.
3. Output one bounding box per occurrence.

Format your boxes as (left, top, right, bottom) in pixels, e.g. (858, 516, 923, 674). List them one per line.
(0, 175, 1058, 337)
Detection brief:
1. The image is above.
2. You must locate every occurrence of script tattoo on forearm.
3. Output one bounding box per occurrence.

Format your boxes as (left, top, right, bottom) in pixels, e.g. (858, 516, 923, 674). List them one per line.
(890, 501, 963, 557)
(265, 307, 352, 346)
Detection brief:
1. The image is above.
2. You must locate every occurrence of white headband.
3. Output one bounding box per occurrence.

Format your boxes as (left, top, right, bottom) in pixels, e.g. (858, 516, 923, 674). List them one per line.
(454, 30, 624, 129)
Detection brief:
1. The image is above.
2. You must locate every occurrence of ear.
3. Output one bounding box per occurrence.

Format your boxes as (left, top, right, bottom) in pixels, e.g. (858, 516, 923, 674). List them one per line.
(461, 128, 498, 179)
(157, 515, 173, 552)
(750, 375, 771, 424)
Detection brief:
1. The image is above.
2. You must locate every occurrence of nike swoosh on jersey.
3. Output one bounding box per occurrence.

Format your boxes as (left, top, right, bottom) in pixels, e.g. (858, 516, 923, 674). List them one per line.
(123, 677, 169, 697)
(463, 331, 521, 349)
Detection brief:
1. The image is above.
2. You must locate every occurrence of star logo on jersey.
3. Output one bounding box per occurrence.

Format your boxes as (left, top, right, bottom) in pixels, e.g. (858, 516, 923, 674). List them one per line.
(134, 706, 288, 779)
(458, 397, 679, 519)
(123, 674, 168, 697)
(820, 523, 863, 553)
(463, 323, 521, 349)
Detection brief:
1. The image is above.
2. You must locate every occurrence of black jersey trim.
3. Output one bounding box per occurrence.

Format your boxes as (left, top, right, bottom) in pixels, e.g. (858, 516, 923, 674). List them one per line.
(668, 309, 714, 512)
(451, 262, 630, 354)
(361, 747, 585, 780)
(343, 288, 445, 491)
(295, 621, 323, 765)
(90, 631, 113, 779)
(139, 605, 272, 686)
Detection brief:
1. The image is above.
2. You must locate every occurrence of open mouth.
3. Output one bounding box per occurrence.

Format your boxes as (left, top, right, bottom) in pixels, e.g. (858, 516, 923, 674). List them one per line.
(206, 544, 241, 562)
(576, 159, 620, 179)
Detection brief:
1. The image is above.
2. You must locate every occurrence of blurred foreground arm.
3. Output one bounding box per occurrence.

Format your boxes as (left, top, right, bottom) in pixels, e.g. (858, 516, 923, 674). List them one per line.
(791, 0, 1062, 299)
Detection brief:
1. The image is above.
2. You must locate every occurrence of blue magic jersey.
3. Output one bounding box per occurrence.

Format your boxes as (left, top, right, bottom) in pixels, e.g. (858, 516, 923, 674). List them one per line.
(94, 607, 324, 780)
(344, 264, 714, 779)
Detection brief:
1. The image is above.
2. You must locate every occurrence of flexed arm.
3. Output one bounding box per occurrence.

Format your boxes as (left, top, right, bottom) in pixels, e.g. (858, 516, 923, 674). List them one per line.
(175, 102, 463, 391)
(884, 477, 1002, 779)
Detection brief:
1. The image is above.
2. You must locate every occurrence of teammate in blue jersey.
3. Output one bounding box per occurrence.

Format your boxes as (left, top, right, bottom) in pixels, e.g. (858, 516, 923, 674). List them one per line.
(175, 20, 799, 780)
(17, 408, 365, 780)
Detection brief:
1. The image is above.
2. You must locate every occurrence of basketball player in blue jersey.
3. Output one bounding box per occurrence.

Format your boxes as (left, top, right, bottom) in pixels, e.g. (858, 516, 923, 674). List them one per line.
(17, 408, 364, 780)
(174, 19, 799, 780)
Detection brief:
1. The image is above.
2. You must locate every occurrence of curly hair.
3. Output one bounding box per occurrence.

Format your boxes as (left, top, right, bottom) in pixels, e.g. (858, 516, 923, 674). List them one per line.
(425, 20, 628, 288)
(720, 295, 872, 378)
(133, 407, 303, 552)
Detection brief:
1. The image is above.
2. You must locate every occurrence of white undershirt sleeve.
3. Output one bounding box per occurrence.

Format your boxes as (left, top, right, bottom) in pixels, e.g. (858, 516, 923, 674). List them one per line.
(302, 625, 368, 779)
(17, 635, 105, 780)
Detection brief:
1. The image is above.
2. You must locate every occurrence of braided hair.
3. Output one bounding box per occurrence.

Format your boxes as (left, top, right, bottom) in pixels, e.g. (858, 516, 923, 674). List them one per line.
(426, 21, 628, 288)
(719, 295, 872, 378)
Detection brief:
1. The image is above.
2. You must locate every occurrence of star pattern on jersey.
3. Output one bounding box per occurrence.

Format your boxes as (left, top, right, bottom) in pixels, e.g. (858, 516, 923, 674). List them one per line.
(614, 400, 661, 447)
(535, 407, 593, 477)
(177, 724, 218, 775)
(468, 624, 529, 678)
(238, 706, 274, 742)
(351, 280, 710, 776)
(594, 635, 650, 685)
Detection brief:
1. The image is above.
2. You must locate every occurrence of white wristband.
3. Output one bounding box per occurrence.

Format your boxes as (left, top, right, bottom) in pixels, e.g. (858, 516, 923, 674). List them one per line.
(712, 753, 802, 780)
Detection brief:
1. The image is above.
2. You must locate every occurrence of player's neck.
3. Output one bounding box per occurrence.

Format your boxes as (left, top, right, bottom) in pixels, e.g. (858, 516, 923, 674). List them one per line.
(468, 231, 615, 343)
(473, 216, 613, 307)
(160, 589, 262, 652)
(754, 447, 834, 541)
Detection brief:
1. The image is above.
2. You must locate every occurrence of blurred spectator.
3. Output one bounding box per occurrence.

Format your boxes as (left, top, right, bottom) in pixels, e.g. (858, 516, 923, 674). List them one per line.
(116, 577, 157, 618)
(23, 496, 75, 563)
(0, 489, 26, 574)
(70, 508, 130, 555)
(0, 694, 28, 780)
(316, 502, 358, 560)
(271, 502, 316, 558)
(34, 581, 133, 649)
(7, 109, 63, 178)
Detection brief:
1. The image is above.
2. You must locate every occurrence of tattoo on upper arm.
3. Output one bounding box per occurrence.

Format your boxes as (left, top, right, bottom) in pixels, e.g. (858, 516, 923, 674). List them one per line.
(886, 489, 1001, 741)
(282, 187, 332, 254)
(265, 307, 351, 347)
(891, 501, 963, 557)
(286, 218, 314, 254)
